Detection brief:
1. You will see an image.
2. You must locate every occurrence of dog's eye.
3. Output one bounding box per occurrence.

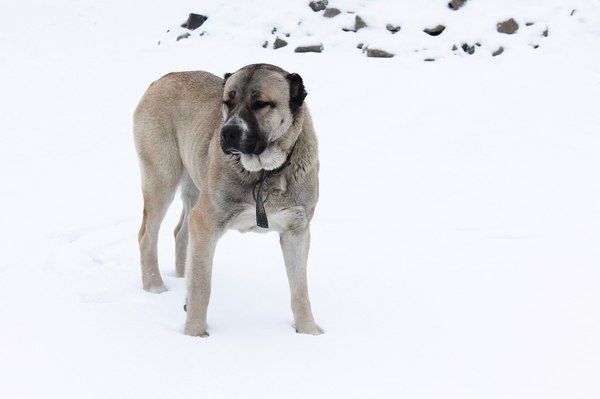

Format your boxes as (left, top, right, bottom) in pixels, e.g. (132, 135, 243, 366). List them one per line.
(252, 101, 272, 110)
(223, 100, 233, 109)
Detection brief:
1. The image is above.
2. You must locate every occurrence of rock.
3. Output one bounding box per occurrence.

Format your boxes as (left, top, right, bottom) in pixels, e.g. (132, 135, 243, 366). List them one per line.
(452, 44, 458, 51)
(423, 25, 446, 36)
(295, 44, 324, 53)
(366, 48, 394, 58)
(343, 15, 368, 32)
(323, 8, 341, 18)
(542, 27, 549, 37)
(526, 22, 535, 26)
(492, 47, 504, 56)
(386, 24, 401, 34)
(461, 43, 475, 55)
(273, 37, 288, 49)
(448, 0, 467, 10)
(357, 43, 364, 49)
(309, 1, 328, 12)
(424, 58, 436, 62)
(176, 32, 191, 41)
(262, 41, 268, 48)
(497, 18, 519, 34)
(181, 13, 208, 30)
(355, 15, 367, 31)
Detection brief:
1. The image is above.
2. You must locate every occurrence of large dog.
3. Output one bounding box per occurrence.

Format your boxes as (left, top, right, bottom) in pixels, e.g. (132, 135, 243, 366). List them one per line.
(133, 64, 322, 337)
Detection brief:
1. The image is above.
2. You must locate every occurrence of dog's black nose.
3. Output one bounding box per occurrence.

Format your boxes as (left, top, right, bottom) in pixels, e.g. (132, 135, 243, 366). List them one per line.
(220, 124, 242, 154)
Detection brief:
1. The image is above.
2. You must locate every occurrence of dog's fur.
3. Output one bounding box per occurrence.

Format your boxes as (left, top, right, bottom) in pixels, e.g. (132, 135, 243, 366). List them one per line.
(133, 64, 322, 336)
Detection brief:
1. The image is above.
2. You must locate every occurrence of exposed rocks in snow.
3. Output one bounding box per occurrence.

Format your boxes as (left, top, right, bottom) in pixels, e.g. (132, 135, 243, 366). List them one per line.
(386, 23, 401, 34)
(273, 37, 288, 49)
(492, 47, 504, 56)
(344, 15, 367, 32)
(295, 44, 324, 53)
(309, 1, 328, 12)
(177, 32, 191, 41)
(424, 25, 445, 36)
(461, 43, 476, 54)
(355, 15, 367, 31)
(164, 5, 555, 60)
(323, 8, 341, 18)
(448, 0, 467, 11)
(181, 14, 208, 30)
(366, 48, 394, 58)
(497, 18, 519, 34)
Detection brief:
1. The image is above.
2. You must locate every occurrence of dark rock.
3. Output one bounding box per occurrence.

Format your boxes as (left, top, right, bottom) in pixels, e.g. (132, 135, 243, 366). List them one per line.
(570, 9, 576, 16)
(542, 27, 548, 37)
(526, 22, 535, 26)
(424, 58, 436, 62)
(357, 43, 364, 49)
(452, 44, 458, 51)
(461, 43, 475, 54)
(386, 24, 401, 34)
(262, 41, 268, 48)
(448, 0, 467, 10)
(273, 37, 288, 49)
(497, 18, 519, 34)
(423, 25, 446, 36)
(355, 15, 367, 31)
(271, 27, 277, 34)
(492, 47, 504, 56)
(295, 44, 324, 53)
(309, 1, 328, 12)
(366, 48, 394, 58)
(323, 8, 341, 18)
(343, 15, 367, 32)
(176, 32, 191, 41)
(182, 13, 208, 30)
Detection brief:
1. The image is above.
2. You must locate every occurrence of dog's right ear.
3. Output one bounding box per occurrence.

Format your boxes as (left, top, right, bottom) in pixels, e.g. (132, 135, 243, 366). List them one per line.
(223, 72, 232, 86)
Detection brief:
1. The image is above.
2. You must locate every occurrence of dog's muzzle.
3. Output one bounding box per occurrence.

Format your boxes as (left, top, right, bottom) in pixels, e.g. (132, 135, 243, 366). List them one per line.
(220, 124, 266, 155)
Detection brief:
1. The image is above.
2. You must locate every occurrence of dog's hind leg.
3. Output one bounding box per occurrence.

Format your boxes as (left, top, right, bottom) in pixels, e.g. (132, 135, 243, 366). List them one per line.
(137, 148, 182, 293)
(174, 171, 199, 278)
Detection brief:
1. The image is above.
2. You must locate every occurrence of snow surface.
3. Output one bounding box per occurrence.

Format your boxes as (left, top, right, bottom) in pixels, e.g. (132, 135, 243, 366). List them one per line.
(1, 0, 599, 398)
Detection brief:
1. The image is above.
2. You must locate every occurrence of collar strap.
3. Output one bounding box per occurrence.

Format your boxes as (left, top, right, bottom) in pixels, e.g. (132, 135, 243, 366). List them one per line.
(253, 142, 297, 228)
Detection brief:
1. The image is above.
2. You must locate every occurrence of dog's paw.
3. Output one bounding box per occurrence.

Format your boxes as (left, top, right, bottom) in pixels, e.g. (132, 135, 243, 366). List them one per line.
(184, 321, 210, 338)
(295, 323, 324, 335)
(143, 282, 167, 294)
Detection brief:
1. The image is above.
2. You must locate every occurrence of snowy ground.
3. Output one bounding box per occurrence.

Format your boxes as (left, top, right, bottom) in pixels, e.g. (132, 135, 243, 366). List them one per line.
(1, 1, 599, 398)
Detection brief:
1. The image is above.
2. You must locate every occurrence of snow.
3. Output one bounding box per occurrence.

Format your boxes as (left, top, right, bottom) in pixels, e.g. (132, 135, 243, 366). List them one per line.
(1, 0, 599, 398)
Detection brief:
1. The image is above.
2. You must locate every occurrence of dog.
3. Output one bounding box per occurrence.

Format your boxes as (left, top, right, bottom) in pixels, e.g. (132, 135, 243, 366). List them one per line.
(133, 64, 322, 337)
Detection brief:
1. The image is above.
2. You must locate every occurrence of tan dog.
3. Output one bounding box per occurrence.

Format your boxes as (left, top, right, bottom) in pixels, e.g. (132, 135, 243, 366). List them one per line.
(133, 64, 322, 337)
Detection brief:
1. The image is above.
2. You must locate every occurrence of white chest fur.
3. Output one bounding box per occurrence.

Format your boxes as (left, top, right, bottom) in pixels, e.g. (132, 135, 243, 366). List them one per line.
(226, 205, 309, 234)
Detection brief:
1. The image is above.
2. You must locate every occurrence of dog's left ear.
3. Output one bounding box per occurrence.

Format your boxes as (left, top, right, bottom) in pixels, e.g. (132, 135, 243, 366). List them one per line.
(287, 73, 307, 112)
(223, 72, 232, 86)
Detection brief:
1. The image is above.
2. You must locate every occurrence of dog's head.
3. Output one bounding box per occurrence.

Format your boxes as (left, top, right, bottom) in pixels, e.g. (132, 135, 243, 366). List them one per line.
(220, 64, 307, 171)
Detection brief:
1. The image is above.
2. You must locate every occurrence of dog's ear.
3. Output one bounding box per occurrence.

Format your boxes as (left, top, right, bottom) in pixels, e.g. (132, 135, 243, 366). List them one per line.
(287, 73, 307, 113)
(223, 72, 232, 86)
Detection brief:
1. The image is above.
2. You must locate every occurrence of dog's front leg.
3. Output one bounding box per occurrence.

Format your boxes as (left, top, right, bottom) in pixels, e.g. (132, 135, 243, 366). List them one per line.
(280, 226, 323, 335)
(184, 204, 221, 337)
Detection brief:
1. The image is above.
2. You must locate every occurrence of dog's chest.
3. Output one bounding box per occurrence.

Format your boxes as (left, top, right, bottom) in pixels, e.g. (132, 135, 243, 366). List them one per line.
(227, 204, 308, 233)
